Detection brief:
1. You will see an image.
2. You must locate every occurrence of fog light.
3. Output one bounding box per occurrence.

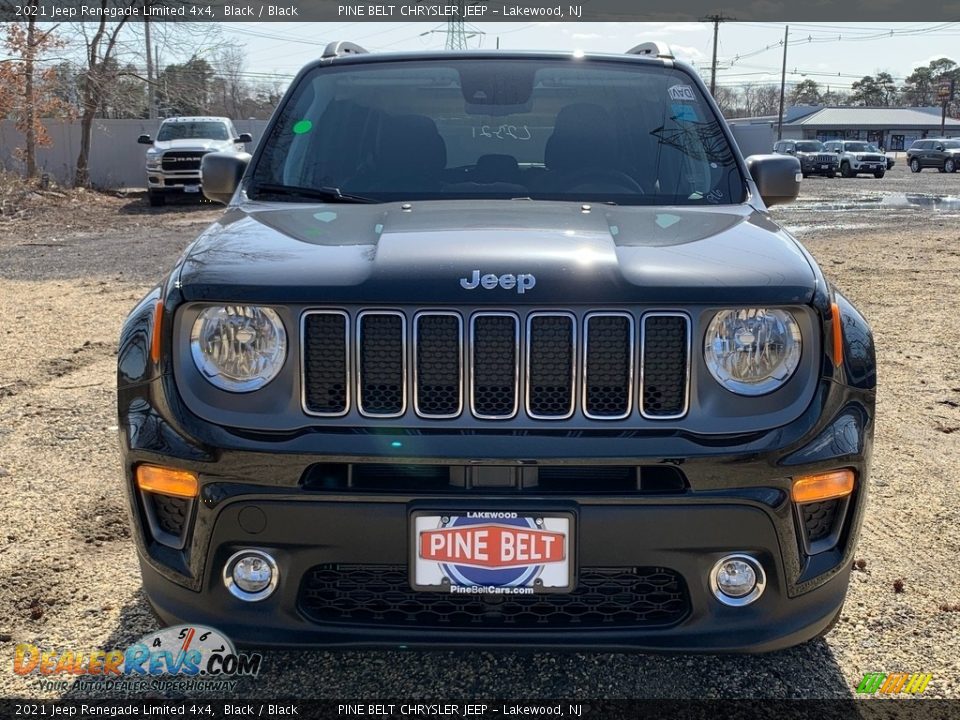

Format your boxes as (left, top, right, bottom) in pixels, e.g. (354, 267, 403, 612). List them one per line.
(223, 550, 278, 602)
(710, 554, 766, 607)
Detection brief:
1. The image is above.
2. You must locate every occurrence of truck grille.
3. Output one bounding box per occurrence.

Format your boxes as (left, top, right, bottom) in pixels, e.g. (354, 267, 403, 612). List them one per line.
(161, 152, 206, 171)
(298, 564, 690, 629)
(301, 309, 690, 422)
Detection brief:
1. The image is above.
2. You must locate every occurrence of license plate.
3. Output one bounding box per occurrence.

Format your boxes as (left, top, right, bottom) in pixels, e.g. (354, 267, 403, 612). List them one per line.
(411, 511, 573, 594)
(183, 185, 200, 193)
(821, 164, 831, 170)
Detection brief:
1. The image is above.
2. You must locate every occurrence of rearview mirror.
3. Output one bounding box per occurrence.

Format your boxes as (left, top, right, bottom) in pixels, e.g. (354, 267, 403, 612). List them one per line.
(201, 152, 251, 204)
(137, 134, 153, 145)
(745, 154, 801, 207)
(236, 132, 253, 144)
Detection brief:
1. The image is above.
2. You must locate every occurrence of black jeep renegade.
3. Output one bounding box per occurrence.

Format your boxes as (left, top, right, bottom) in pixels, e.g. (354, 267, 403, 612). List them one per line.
(117, 42, 875, 652)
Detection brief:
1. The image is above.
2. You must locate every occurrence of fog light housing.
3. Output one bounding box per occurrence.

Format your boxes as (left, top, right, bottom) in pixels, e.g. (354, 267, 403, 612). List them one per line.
(709, 554, 766, 607)
(223, 550, 278, 602)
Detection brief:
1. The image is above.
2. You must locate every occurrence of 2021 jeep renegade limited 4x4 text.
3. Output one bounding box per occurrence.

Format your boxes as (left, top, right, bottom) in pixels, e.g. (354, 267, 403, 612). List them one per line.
(118, 42, 875, 652)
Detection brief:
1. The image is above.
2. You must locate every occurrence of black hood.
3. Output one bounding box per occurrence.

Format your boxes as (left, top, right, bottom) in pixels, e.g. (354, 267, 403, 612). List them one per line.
(177, 200, 817, 305)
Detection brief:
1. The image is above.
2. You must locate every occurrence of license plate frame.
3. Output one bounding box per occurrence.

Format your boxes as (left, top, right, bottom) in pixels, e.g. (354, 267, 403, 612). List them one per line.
(409, 510, 575, 594)
(183, 184, 200, 194)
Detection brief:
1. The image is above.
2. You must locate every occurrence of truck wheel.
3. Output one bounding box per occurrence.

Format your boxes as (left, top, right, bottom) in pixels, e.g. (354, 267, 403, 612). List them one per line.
(946, 159, 957, 173)
(148, 191, 166, 207)
(874, 169, 885, 179)
(841, 162, 854, 178)
(910, 158, 921, 173)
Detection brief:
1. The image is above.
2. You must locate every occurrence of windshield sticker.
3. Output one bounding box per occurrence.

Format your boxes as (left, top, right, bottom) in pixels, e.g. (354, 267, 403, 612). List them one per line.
(313, 211, 337, 223)
(655, 213, 681, 229)
(671, 104, 699, 122)
(668, 84, 697, 102)
(292, 119, 313, 135)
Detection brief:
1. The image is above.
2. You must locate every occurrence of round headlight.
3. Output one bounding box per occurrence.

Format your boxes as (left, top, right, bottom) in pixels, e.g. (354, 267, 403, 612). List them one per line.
(704, 308, 801, 396)
(190, 305, 286, 392)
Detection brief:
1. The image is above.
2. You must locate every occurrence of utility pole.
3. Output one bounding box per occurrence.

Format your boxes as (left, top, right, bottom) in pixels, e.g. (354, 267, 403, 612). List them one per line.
(702, 13, 730, 97)
(777, 25, 789, 140)
(144, 17, 155, 119)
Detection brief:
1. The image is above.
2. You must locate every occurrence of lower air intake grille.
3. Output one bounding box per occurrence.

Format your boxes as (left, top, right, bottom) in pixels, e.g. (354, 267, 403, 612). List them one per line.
(801, 500, 841, 543)
(299, 564, 690, 628)
(153, 495, 188, 537)
(641, 314, 689, 418)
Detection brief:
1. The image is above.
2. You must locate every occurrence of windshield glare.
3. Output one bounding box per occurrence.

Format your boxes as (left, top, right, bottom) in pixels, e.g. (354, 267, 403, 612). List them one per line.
(844, 142, 878, 152)
(157, 121, 230, 141)
(251, 59, 745, 205)
(795, 141, 824, 152)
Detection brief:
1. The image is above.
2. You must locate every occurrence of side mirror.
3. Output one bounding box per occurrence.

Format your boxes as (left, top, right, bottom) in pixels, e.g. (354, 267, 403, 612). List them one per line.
(936, 145, 945, 151)
(137, 134, 153, 145)
(235, 132, 254, 144)
(201, 152, 251, 204)
(745, 154, 801, 207)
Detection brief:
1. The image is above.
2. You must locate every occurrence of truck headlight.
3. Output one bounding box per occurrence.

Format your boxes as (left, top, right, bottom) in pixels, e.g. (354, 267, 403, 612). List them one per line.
(704, 309, 801, 396)
(856, 154, 864, 161)
(190, 305, 287, 392)
(146, 151, 161, 169)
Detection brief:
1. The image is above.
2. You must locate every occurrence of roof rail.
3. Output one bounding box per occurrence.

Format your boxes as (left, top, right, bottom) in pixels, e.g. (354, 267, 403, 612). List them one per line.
(626, 41, 675, 60)
(322, 41, 369, 60)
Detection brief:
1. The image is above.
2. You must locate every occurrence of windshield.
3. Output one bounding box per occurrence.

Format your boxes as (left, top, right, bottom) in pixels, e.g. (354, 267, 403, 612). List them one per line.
(157, 121, 230, 141)
(795, 141, 824, 152)
(250, 58, 745, 205)
(843, 142, 878, 153)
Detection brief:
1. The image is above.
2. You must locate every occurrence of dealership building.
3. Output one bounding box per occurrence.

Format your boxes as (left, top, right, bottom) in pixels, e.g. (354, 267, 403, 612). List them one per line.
(729, 106, 960, 155)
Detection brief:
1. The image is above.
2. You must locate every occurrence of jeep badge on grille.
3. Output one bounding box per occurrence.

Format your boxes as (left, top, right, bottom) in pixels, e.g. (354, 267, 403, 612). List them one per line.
(460, 270, 536, 294)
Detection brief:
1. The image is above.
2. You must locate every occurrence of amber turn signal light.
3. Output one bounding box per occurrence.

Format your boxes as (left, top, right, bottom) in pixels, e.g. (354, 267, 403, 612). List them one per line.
(136, 464, 198, 498)
(791, 469, 855, 503)
(830, 302, 843, 367)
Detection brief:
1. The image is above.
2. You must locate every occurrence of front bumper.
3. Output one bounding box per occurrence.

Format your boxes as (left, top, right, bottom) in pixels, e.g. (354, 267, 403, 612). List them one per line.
(119, 362, 873, 651)
(800, 160, 838, 175)
(146, 170, 202, 192)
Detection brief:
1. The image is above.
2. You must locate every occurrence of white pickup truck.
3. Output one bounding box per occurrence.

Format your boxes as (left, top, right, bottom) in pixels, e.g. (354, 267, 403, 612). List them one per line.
(138, 116, 252, 206)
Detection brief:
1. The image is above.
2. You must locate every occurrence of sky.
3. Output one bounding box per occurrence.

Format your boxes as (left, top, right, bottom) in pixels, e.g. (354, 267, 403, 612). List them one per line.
(218, 21, 960, 94)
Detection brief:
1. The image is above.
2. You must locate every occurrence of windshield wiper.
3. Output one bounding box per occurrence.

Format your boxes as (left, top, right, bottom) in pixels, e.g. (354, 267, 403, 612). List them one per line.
(251, 183, 379, 204)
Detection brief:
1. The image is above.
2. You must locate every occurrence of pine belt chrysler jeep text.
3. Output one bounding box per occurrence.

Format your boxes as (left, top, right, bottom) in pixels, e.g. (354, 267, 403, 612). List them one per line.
(117, 41, 875, 652)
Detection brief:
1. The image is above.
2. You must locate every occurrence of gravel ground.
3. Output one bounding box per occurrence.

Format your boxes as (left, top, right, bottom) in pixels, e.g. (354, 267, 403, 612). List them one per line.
(1, 165, 959, 700)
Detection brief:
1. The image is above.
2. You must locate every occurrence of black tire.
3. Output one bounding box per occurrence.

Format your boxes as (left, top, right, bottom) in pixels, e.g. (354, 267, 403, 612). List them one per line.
(938, 166, 947, 174)
(801, 172, 809, 178)
(946, 158, 957, 174)
(148, 191, 166, 207)
(910, 158, 921, 173)
(874, 169, 885, 179)
(840, 162, 854, 178)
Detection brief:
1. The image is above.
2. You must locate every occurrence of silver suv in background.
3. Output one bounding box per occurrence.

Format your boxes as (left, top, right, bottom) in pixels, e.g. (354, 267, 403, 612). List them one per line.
(823, 140, 886, 179)
(138, 117, 252, 206)
(773, 139, 838, 178)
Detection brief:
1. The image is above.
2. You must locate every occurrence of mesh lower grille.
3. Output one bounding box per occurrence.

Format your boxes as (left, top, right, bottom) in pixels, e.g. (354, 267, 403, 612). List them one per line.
(358, 313, 405, 416)
(527, 314, 574, 418)
(801, 500, 840, 543)
(584, 314, 632, 418)
(303, 312, 348, 415)
(299, 564, 690, 628)
(152, 495, 188, 537)
(415, 314, 462, 417)
(642, 315, 689, 417)
(471, 314, 518, 418)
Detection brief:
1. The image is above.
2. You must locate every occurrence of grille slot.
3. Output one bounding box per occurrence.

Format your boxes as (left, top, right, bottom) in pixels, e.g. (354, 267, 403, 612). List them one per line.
(302, 311, 349, 416)
(414, 313, 463, 418)
(470, 313, 520, 419)
(357, 312, 406, 417)
(299, 564, 690, 628)
(583, 313, 634, 419)
(526, 313, 575, 419)
(641, 313, 690, 419)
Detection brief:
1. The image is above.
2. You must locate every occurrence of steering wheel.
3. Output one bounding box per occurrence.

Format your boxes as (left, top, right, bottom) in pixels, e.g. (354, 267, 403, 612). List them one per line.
(563, 168, 645, 195)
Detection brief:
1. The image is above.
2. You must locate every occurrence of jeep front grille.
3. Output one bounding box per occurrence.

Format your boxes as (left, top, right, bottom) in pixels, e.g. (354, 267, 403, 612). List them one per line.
(301, 309, 690, 422)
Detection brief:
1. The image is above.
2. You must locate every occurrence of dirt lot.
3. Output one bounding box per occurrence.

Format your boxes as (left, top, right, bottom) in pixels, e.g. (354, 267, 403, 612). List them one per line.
(1, 165, 959, 699)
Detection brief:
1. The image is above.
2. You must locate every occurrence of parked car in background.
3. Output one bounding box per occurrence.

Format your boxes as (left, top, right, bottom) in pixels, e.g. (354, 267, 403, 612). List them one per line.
(884, 154, 895, 171)
(773, 139, 838, 178)
(907, 138, 960, 173)
(823, 140, 886, 178)
(138, 117, 253, 206)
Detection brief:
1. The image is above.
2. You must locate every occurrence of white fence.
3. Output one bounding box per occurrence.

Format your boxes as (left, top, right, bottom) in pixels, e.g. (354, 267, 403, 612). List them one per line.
(0, 118, 269, 189)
